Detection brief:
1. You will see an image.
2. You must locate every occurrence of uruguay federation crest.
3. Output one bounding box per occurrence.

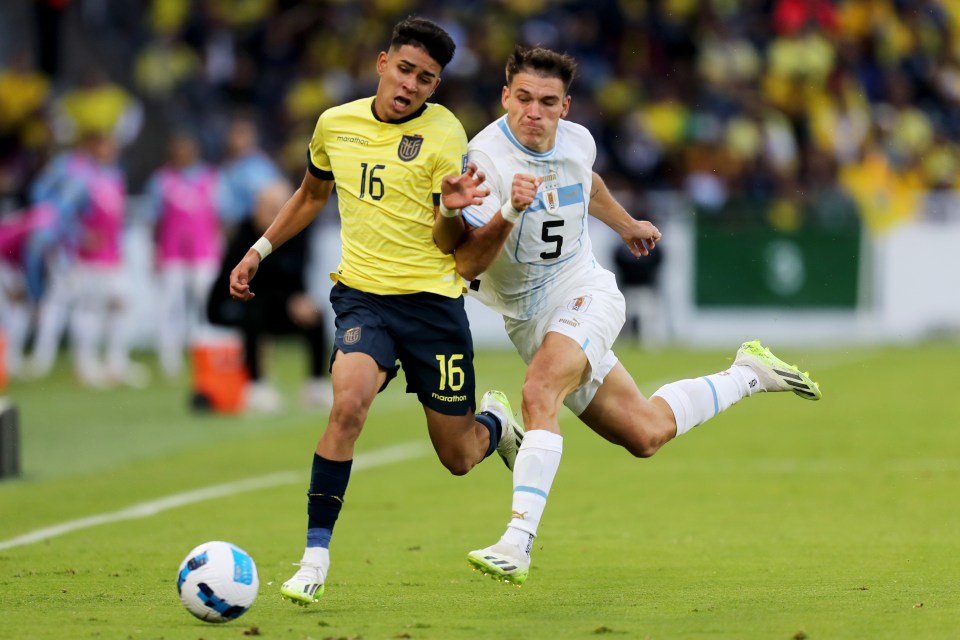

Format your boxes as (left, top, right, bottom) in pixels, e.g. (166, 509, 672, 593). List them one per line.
(567, 295, 592, 313)
(398, 134, 424, 161)
(539, 172, 560, 214)
(542, 188, 560, 214)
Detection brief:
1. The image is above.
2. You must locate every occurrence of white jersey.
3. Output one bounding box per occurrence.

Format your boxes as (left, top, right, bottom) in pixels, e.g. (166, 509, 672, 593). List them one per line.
(462, 116, 606, 320)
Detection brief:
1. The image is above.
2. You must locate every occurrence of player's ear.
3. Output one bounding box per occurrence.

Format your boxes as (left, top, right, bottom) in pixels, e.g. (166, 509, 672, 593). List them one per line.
(376, 51, 388, 76)
(560, 94, 571, 118)
(501, 86, 510, 109)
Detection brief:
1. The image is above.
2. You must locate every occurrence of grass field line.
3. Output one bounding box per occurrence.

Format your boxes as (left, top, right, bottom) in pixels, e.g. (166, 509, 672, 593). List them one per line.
(0, 441, 431, 553)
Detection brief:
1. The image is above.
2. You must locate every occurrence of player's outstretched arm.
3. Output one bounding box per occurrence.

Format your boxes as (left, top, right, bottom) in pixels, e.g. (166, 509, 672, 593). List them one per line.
(434, 162, 490, 254)
(229, 170, 334, 301)
(454, 172, 540, 281)
(587, 171, 661, 257)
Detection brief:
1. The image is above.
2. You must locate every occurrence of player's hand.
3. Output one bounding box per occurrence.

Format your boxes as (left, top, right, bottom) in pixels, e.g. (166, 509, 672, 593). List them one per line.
(509, 173, 542, 212)
(440, 162, 490, 211)
(623, 220, 662, 257)
(229, 250, 261, 301)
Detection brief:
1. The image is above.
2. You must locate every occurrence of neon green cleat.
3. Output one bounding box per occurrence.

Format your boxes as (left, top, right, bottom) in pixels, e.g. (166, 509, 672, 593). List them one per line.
(467, 542, 530, 586)
(279, 562, 325, 606)
(480, 390, 525, 470)
(734, 340, 821, 401)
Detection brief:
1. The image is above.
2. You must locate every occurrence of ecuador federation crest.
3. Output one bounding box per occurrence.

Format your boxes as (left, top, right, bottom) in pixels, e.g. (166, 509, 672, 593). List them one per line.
(398, 134, 424, 161)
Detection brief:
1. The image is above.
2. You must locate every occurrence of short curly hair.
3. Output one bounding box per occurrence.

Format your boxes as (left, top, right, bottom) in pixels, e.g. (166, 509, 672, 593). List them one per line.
(390, 16, 456, 70)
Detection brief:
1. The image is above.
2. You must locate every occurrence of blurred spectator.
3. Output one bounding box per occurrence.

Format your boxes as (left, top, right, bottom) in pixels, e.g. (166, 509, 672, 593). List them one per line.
(207, 180, 331, 413)
(839, 132, 923, 232)
(24, 131, 147, 387)
(216, 114, 283, 230)
(0, 202, 54, 378)
(133, 28, 202, 101)
(52, 68, 143, 148)
(0, 51, 52, 203)
(144, 132, 223, 379)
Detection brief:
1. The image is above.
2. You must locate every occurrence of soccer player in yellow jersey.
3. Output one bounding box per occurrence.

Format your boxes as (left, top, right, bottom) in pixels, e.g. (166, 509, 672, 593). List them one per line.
(227, 17, 524, 605)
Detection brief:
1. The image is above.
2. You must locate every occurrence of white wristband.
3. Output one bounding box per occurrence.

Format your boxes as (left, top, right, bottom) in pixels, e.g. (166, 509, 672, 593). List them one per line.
(500, 202, 521, 223)
(439, 199, 460, 218)
(251, 237, 273, 260)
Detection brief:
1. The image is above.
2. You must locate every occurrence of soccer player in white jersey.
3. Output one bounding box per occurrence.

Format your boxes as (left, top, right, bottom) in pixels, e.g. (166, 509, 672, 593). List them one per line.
(454, 46, 822, 586)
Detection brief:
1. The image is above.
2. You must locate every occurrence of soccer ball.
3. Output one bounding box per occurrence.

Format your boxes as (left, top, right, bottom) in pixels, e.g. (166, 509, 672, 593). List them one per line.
(176, 540, 259, 623)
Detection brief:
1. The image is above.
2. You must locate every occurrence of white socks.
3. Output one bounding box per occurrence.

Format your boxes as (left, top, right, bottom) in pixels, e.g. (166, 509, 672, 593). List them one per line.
(301, 546, 330, 570)
(501, 430, 563, 555)
(653, 364, 758, 436)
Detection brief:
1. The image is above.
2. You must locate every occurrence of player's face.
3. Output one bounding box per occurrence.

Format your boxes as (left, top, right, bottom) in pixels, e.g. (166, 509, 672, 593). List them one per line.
(374, 44, 442, 121)
(502, 72, 571, 153)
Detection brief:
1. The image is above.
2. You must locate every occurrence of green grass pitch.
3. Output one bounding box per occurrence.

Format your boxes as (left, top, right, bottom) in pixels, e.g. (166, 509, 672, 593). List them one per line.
(1, 339, 958, 639)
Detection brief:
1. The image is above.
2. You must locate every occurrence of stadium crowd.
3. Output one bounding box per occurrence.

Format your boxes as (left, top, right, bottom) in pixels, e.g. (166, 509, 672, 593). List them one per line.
(1, 0, 958, 395)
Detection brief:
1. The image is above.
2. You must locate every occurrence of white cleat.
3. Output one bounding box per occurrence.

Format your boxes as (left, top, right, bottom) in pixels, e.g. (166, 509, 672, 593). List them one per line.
(279, 562, 326, 606)
(467, 541, 530, 586)
(733, 340, 821, 400)
(479, 390, 524, 470)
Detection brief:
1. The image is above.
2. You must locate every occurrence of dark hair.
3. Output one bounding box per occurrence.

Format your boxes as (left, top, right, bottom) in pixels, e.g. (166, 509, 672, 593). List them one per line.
(390, 16, 456, 70)
(505, 45, 577, 93)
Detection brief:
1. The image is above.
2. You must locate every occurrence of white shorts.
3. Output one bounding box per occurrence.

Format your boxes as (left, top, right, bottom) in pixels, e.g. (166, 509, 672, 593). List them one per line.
(72, 262, 130, 307)
(504, 267, 625, 416)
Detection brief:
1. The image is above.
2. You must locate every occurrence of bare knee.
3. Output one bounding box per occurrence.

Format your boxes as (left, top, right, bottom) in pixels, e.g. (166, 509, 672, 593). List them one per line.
(621, 407, 675, 458)
(326, 396, 368, 444)
(437, 450, 475, 476)
(623, 434, 663, 459)
(521, 374, 559, 420)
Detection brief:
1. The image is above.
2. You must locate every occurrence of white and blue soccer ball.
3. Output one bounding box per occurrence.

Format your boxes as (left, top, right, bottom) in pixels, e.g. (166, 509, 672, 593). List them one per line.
(177, 540, 259, 623)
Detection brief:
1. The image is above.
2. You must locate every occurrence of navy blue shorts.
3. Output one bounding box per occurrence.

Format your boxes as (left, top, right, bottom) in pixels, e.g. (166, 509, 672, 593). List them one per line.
(329, 283, 476, 416)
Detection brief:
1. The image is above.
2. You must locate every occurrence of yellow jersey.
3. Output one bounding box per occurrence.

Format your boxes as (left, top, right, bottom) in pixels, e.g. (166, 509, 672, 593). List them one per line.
(308, 97, 467, 297)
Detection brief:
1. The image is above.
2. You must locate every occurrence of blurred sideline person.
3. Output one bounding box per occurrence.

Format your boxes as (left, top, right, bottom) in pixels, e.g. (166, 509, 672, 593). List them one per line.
(217, 115, 283, 234)
(145, 132, 223, 379)
(227, 17, 523, 606)
(24, 131, 147, 387)
(207, 179, 331, 412)
(0, 203, 54, 378)
(453, 46, 822, 586)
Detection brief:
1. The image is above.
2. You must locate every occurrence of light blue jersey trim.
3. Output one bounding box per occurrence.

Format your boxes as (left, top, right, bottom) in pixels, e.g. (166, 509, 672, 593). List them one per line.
(515, 485, 548, 499)
(701, 376, 719, 416)
(525, 184, 585, 213)
(461, 207, 486, 228)
(497, 118, 555, 158)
